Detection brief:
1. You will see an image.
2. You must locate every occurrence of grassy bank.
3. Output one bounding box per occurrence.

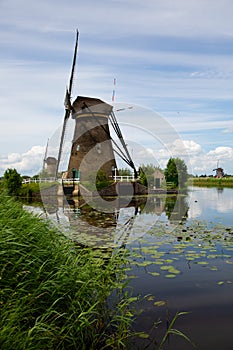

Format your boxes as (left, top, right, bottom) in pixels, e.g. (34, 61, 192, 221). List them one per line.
(0, 193, 132, 349)
(190, 177, 233, 188)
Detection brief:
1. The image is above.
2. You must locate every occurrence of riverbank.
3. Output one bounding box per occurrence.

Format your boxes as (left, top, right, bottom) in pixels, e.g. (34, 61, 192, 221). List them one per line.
(0, 192, 132, 349)
(190, 177, 233, 188)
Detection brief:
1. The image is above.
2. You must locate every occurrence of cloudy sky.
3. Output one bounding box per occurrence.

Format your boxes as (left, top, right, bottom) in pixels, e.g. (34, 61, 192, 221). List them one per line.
(1, 0, 233, 176)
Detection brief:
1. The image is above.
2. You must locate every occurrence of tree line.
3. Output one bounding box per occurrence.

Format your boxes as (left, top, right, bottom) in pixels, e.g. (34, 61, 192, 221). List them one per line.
(1, 157, 189, 197)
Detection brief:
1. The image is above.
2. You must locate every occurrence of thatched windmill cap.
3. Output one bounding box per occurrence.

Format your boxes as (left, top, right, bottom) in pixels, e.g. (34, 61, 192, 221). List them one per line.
(72, 96, 113, 117)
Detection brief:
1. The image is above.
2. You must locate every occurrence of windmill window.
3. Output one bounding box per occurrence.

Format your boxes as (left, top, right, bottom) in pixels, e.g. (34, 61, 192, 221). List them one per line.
(96, 143, 102, 154)
(76, 144, 80, 151)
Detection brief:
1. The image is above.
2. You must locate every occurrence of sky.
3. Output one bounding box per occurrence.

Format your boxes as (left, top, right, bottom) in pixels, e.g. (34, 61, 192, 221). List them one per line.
(1, 0, 233, 176)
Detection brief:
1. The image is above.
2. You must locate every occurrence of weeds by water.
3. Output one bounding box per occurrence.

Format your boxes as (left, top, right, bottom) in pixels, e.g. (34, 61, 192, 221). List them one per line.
(0, 193, 132, 349)
(191, 176, 233, 188)
(0, 191, 200, 349)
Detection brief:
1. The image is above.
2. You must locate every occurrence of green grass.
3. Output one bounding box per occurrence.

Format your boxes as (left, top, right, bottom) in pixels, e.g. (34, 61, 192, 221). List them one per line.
(20, 183, 41, 198)
(17, 183, 59, 199)
(0, 192, 132, 349)
(191, 177, 233, 188)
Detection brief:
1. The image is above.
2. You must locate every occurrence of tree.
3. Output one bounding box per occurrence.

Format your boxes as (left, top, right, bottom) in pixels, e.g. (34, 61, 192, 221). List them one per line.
(118, 168, 132, 176)
(164, 158, 188, 188)
(3, 168, 22, 196)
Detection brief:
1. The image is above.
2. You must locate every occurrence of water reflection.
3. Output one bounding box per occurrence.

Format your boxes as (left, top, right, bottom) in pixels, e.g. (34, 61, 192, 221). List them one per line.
(24, 187, 233, 349)
(164, 195, 189, 223)
(188, 186, 233, 226)
(37, 192, 191, 248)
(26, 186, 233, 248)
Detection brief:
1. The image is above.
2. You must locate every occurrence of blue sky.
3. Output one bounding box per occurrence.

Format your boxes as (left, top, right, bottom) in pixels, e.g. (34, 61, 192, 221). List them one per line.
(1, 0, 233, 176)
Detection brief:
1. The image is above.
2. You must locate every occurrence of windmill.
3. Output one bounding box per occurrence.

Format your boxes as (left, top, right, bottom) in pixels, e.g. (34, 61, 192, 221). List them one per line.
(213, 160, 224, 178)
(56, 31, 138, 186)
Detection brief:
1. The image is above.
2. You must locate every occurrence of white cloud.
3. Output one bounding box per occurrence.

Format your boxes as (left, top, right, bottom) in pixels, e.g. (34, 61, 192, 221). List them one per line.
(207, 146, 233, 159)
(156, 139, 202, 170)
(155, 140, 233, 175)
(1, 0, 233, 176)
(1, 141, 232, 177)
(2, 0, 231, 39)
(190, 146, 233, 175)
(166, 139, 202, 157)
(0, 146, 45, 176)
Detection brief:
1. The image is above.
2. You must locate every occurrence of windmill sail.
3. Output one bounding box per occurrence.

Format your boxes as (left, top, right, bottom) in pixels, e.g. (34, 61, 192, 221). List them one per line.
(56, 30, 79, 178)
(109, 110, 137, 177)
(42, 138, 49, 172)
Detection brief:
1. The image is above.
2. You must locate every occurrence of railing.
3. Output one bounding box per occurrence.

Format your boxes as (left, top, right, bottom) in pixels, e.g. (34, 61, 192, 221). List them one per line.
(112, 175, 137, 182)
(22, 176, 136, 185)
(62, 178, 80, 185)
(22, 178, 57, 184)
(22, 177, 81, 185)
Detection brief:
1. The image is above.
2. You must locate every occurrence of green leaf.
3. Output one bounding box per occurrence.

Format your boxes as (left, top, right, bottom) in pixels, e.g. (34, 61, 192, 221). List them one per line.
(165, 274, 177, 278)
(137, 332, 150, 339)
(160, 265, 173, 270)
(154, 300, 166, 307)
(148, 271, 160, 277)
(197, 261, 208, 265)
(210, 266, 218, 271)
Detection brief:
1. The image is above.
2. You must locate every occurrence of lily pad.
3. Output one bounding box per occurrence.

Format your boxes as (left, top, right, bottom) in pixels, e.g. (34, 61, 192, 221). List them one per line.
(226, 260, 233, 264)
(210, 266, 218, 271)
(217, 281, 224, 285)
(165, 274, 177, 278)
(154, 300, 166, 306)
(160, 265, 174, 271)
(148, 271, 160, 277)
(135, 261, 153, 267)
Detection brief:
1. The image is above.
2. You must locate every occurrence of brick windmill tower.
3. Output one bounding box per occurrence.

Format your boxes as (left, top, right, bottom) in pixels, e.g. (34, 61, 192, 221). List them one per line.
(66, 96, 117, 180)
(56, 31, 137, 184)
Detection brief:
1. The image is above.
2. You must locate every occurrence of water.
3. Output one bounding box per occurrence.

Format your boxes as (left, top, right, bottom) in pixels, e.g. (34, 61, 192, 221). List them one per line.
(25, 186, 233, 349)
(188, 186, 233, 226)
(125, 187, 233, 350)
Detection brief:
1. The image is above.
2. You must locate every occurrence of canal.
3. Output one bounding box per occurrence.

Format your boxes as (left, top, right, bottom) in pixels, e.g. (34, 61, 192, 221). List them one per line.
(26, 186, 233, 349)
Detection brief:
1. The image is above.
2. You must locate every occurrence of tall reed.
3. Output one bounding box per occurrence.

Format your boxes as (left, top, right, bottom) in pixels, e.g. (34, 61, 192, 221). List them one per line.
(0, 192, 131, 349)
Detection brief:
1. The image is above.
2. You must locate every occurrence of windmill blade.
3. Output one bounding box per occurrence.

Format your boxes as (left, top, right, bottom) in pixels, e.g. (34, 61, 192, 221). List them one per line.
(56, 30, 79, 178)
(56, 109, 70, 177)
(81, 101, 136, 171)
(68, 29, 79, 96)
(110, 111, 138, 177)
(42, 138, 49, 172)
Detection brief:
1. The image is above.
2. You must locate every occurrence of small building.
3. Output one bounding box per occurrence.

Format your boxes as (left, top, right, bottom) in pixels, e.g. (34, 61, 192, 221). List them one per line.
(153, 169, 165, 188)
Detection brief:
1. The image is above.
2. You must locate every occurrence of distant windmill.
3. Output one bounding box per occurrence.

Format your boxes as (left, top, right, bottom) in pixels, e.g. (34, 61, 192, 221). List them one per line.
(213, 160, 224, 178)
(55, 31, 137, 183)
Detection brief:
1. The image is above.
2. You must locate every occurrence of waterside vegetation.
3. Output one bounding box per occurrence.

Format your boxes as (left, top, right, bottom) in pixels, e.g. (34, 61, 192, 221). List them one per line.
(191, 176, 233, 188)
(0, 192, 133, 349)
